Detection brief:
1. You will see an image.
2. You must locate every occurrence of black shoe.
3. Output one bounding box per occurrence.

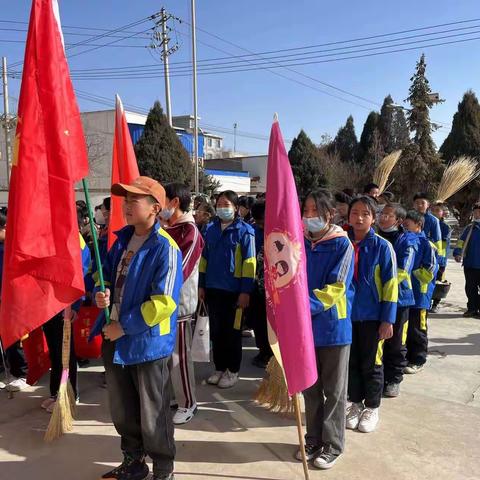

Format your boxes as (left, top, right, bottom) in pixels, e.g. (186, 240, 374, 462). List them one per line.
(383, 382, 400, 398)
(295, 444, 321, 462)
(78, 358, 90, 368)
(313, 451, 339, 470)
(251, 354, 268, 369)
(153, 475, 174, 480)
(101, 456, 149, 480)
(463, 310, 478, 318)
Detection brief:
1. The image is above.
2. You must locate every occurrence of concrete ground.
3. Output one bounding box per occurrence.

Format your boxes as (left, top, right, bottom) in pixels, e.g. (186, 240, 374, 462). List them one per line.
(1, 260, 479, 480)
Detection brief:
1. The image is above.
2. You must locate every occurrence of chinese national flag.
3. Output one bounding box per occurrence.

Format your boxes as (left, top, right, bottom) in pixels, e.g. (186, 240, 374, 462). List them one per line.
(108, 95, 139, 249)
(0, 0, 89, 347)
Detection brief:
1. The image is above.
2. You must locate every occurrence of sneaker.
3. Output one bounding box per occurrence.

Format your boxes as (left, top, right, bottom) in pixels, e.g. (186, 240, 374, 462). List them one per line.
(207, 371, 224, 385)
(41, 397, 56, 410)
(152, 474, 174, 480)
(346, 402, 364, 430)
(383, 382, 400, 398)
(429, 305, 439, 314)
(313, 451, 339, 470)
(6, 377, 27, 392)
(218, 370, 239, 389)
(358, 407, 379, 433)
(404, 363, 424, 374)
(463, 310, 478, 318)
(242, 329, 254, 338)
(295, 444, 321, 462)
(101, 456, 149, 480)
(0, 379, 6, 389)
(173, 405, 197, 425)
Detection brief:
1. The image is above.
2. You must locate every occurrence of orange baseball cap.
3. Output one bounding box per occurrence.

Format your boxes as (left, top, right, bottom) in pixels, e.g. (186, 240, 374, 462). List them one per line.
(111, 176, 166, 208)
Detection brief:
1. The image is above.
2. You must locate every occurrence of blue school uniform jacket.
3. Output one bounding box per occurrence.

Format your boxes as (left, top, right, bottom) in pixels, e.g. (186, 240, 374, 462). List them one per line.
(379, 228, 418, 308)
(411, 231, 438, 309)
(199, 217, 256, 294)
(453, 222, 480, 269)
(306, 226, 354, 347)
(424, 212, 444, 263)
(348, 228, 398, 324)
(438, 220, 451, 268)
(91, 222, 183, 366)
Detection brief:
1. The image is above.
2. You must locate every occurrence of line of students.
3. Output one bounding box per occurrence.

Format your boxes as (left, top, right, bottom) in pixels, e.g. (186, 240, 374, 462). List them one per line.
(297, 191, 441, 470)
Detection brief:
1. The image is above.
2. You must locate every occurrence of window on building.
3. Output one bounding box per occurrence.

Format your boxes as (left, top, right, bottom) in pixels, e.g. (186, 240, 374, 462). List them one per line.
(207, 138, 212, 147)
(216, 139, 221, 149)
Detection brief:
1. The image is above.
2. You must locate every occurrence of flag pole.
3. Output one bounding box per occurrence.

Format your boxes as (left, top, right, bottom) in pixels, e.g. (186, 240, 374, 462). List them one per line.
(293, 393, 310, 480)
(82, 178, 110, 325)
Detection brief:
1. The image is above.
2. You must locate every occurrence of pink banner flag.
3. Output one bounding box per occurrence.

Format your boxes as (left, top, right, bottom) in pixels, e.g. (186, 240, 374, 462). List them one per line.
(264, 117, 317, 395)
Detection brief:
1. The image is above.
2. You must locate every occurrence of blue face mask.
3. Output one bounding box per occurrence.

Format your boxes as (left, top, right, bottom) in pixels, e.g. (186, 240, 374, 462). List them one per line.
(217, 207, 235, 222)
(303, 216, 326, 233)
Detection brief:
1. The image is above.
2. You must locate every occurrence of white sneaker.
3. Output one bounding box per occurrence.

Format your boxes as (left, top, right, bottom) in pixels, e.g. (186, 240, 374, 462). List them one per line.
(6, 377, 28, 392)
(346, 402, 364, 430)
(173, 404, 198, 425)
(0, 379, 6, 389)
(207, 371, 224, 385)
(358, 407, 379, 433)
(218, 370, 239, 389)
(404, 363, 424, 374)
(41, 397, 56, 410)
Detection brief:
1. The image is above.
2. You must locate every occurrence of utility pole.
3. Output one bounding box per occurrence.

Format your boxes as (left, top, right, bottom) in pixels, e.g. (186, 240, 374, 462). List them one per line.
(2, 57, 11, 187)
(150, 9, 180, 127)
(233, 122, 238, 156)
(160, 8, 172, 126)
(191, 0, 199, 193)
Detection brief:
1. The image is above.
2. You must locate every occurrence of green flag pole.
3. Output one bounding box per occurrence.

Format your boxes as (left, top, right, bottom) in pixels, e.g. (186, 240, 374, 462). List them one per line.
(82, 178, 110, 325)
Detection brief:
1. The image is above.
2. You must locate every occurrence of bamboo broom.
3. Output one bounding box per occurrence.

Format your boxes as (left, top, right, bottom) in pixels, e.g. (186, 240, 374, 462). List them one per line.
(44, 306, 75, 442)
(255, 356, 294, 415)
(372, 150, 403, 195)
(436, 156, 480, 203)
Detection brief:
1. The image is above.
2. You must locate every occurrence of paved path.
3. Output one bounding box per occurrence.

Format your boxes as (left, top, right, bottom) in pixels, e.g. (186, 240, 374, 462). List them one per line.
(1, 261, 479, 480)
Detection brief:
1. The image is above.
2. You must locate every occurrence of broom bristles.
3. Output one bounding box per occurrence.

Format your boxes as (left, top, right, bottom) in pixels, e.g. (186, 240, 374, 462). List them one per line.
(44, 376, 75, 442)
(372, 150, 403, 195)
(436, 156, 480, 203)
(254, 356, 294, 415)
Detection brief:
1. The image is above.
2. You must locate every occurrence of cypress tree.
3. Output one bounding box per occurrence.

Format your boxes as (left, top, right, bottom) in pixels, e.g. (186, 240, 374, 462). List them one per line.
(333, 115, 358, 163)
(358, 111, 383, 164)
(288, 129, 327, 197)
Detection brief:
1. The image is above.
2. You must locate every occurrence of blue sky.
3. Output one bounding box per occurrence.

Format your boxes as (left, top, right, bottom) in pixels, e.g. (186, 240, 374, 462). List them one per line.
(2, 0, 480, 155)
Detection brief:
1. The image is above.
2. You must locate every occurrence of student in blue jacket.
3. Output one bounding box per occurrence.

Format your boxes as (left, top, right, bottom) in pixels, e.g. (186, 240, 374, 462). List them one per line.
(453, 203, 480, 317)
(297, 191, 354, 470)
(403, 210, 438, 375)
(94, 176, 183, 480)
(378, 203, 418, 398)
(346, 196, 398, 434)
(198, 190, 256, 389)
(413, 192, 444, 263)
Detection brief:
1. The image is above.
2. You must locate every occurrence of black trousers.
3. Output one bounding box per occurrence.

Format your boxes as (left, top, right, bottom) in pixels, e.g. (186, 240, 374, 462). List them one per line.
(206, 288, 243, 373)
(250, 286, 273, 361)
(102, 340, 175, 476)
(406, 308, 428, 366)
(384, 307, 409, 384)
(303, 345, 349, 455)
(464, 268, 480, 312)
(348, 321, 384, 409)
(4, 341, 28, 379)
(43, 313, 78, 398)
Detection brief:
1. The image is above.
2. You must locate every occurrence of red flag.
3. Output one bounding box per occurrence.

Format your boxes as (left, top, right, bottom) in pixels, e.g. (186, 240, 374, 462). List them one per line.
(0, 0, 89, 348)
(264, 117, 317, 395)
(108, 94, 140, 249)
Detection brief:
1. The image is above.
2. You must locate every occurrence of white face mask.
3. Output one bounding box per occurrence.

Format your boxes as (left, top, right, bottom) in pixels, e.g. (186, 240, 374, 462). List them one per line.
(159, 206, 175, 221)
(380, 224, 398, 233)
